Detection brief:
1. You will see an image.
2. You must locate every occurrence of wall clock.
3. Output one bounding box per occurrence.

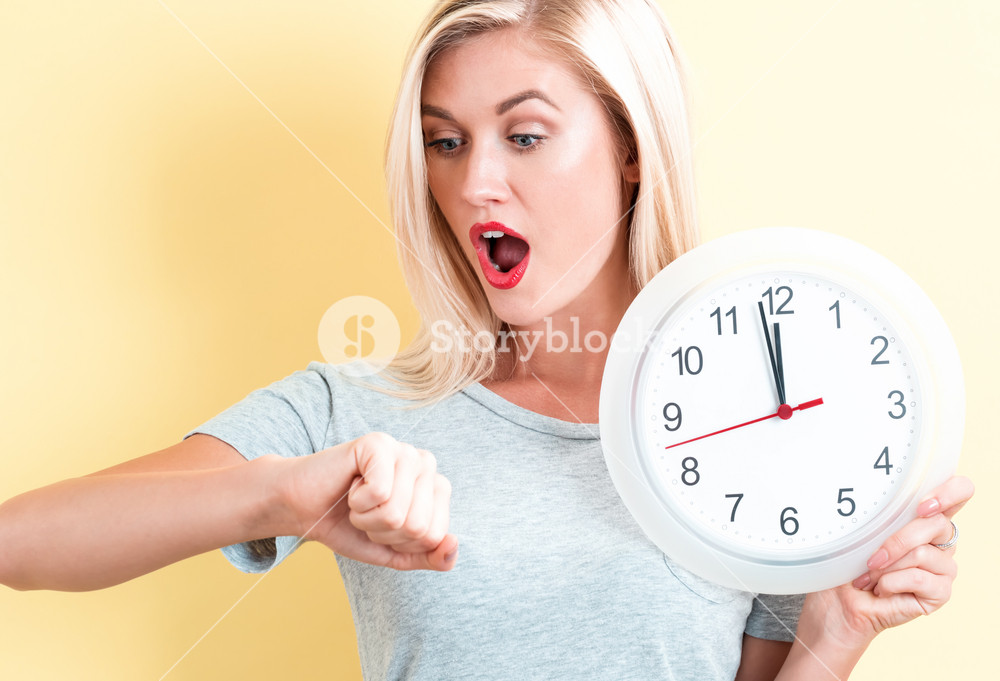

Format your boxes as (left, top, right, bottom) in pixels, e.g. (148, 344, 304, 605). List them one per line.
(599, 227, 963, 594)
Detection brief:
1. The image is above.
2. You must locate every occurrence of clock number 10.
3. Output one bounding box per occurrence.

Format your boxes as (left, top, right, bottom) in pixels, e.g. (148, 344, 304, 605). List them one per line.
(671, 346, 703, 375)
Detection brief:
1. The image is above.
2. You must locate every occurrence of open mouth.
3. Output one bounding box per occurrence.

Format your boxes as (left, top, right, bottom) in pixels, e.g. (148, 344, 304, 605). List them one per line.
(469, 222, 531, 289)
(481, 230, 530, 272)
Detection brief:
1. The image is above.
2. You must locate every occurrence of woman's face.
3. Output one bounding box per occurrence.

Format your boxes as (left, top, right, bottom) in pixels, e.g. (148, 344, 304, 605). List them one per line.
(421, 29, 637, 328)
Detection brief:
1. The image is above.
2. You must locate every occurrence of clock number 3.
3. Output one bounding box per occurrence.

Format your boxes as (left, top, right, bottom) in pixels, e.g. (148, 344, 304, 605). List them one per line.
(887, 390, 907, 419)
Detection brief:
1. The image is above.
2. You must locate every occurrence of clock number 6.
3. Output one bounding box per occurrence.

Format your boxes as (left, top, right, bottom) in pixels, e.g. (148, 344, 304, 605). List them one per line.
(662, 402, 682, 431)
(780, 507, 799, 536)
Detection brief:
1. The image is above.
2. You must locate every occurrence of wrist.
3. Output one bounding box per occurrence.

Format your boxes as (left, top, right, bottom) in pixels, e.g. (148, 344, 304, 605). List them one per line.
(241, 454, 301, 540)
(775, 592, 874, 680)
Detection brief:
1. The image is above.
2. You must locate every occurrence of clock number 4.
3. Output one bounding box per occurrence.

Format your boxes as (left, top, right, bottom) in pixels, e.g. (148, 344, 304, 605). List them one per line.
(874, 446, 892, 475)
(762, 286, 794, 315)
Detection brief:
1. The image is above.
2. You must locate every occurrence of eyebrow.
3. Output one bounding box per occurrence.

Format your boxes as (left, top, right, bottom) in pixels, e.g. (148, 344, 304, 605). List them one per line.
(420, 89, 560, 122)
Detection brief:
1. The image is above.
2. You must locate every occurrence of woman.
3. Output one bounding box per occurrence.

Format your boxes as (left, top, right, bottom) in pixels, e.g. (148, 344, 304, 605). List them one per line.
(0, 0, 973, 679)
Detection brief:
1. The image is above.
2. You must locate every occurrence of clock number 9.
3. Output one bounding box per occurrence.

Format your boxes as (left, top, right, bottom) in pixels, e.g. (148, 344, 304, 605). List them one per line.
(662, 402, 682, 431)
(780, 507, 800, 536)
(887, 391, 907, 419)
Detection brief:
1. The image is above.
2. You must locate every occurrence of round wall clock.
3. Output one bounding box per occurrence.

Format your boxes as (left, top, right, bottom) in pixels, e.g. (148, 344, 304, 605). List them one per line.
(599, 227, 964, 594)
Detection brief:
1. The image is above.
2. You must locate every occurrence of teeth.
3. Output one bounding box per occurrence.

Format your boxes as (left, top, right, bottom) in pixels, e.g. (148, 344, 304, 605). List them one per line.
(492, 263, 501, 271)
(482, 230, 504, 238)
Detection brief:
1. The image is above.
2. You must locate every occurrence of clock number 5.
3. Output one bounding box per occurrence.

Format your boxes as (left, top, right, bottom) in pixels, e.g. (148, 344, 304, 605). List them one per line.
(887, 390, 907, 419)
(836, 488, 856, 516)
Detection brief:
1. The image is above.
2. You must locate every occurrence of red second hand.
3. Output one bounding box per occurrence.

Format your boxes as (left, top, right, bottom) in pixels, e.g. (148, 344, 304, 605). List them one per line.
(664, 398, 824, 450)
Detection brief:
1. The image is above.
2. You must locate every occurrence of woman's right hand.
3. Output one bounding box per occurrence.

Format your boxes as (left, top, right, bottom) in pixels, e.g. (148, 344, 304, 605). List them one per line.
(278, 432, 458, 572)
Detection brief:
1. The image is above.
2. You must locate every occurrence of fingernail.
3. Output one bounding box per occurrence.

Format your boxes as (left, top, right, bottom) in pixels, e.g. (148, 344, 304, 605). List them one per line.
(917, 498, 941, 516)
(444, 548, 458, 564)
(867, 549, 889, 570)
(853, 573, 871, 590)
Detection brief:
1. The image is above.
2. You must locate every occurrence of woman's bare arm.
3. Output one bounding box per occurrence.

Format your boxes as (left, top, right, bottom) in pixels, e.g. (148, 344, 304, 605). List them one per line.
(0, 432, 457, 592)
(0, 435, 289, 591)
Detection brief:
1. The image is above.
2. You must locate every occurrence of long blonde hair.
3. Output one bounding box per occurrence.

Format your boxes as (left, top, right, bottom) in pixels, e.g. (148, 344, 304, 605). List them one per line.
(377, 0, 699, 403)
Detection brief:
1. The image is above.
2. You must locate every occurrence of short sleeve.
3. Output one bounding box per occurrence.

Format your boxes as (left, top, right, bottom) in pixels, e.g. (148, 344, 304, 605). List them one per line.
(183, 363, 333, 573)
(744, 593, 806, 642)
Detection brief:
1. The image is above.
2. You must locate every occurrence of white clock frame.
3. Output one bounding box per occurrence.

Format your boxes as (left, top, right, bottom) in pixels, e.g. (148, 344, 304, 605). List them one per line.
(599, 227, 964, 593)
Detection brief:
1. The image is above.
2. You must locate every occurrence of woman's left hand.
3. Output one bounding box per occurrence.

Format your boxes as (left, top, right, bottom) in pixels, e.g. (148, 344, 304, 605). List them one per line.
(802, 475, 974, 649)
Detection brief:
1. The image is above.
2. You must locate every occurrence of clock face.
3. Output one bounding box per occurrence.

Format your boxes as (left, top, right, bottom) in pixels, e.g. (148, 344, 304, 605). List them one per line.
(600, 228, 963, 594)
(636, 270, 920, 554)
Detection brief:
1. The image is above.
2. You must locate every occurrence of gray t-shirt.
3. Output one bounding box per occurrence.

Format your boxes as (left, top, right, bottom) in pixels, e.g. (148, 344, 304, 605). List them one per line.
(184, 361, 804, 680)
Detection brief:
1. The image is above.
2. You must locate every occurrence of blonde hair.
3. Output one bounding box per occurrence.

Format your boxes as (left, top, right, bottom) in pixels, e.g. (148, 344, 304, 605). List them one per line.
(377, 0, 699, 403)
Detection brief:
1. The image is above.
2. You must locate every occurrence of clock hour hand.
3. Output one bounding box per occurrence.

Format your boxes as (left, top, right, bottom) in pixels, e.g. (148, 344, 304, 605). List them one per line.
(664, 398, 824, 450)
(757, 301, 786, 406)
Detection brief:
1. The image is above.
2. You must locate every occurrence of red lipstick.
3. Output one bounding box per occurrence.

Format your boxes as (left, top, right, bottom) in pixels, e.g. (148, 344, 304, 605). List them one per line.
(468, 221, 531, 290)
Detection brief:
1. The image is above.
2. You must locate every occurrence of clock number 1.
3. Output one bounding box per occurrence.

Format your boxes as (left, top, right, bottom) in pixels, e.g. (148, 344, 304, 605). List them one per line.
(829, 300, 841, 328)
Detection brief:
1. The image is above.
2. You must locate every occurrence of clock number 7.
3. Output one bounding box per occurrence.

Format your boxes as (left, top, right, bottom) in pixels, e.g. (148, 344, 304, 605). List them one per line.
(725, 493, 743, 522)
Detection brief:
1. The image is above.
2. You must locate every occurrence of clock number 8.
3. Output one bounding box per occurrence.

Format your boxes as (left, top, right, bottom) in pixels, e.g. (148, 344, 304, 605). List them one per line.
(662, 402, 682, 431)
(681, 457, 700, 486)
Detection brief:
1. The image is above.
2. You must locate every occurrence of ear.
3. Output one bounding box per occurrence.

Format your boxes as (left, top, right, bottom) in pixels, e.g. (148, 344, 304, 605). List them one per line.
(623, 157, 640, 184)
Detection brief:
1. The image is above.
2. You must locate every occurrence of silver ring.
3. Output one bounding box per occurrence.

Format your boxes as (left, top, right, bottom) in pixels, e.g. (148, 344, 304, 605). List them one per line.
(933, 520, 959, 550)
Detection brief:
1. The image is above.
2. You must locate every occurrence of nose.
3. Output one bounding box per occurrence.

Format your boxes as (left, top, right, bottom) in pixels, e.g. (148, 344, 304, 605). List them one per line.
(459, 140, 511, 207)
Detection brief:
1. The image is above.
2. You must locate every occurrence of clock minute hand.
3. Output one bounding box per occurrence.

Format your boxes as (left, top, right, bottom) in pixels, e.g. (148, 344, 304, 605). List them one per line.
(757, 301, 786, 406)
(663, 398, 824, 450)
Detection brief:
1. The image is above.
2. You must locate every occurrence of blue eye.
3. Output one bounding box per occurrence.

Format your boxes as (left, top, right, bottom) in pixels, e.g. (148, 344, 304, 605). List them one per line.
(510, 134, 543, 150)
(426, 137, 463, 155)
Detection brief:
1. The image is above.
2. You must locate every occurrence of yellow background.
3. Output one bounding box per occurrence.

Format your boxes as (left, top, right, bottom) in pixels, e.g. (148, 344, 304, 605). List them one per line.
(1, 1, 996, 679)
